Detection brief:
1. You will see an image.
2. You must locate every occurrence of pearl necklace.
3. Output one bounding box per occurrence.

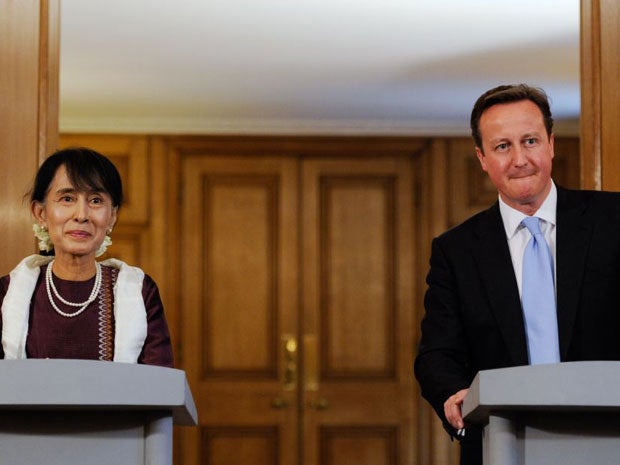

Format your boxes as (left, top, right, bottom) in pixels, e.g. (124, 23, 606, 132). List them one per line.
(45, 260, 102, 318)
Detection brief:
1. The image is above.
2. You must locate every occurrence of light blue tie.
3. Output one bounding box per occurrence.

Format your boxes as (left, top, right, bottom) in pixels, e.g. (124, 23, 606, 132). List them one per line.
(521, 216, 560, 364)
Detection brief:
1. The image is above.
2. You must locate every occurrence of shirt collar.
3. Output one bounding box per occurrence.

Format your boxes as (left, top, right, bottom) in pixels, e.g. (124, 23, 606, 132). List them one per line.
(499, 181, 557, 239)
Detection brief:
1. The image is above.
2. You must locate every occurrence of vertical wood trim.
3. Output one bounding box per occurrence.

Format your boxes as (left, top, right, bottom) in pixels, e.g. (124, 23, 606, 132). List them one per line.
(413, 140, 460, 465)
(581, 0, 620, 191)
(429, 140, 449, 237)
(0, 0, 60, 276)
(580, 0, 602, 189)
(599, 0, 620, 190)
(160, 137, 183, 365)
(149, 137, 176, 343)
(38, 0, 60, 162)
(413, 147, 432, 465)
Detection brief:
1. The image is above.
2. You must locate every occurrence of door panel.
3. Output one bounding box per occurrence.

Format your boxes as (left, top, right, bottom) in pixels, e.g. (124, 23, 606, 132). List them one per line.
(302, 157, 416, 465)
(204, 175, 278, 376)
(320, 426, 398, 465)
(202, 427, 279, 465)
(320, 176, 396, 378)
(181, 155, 299, 465)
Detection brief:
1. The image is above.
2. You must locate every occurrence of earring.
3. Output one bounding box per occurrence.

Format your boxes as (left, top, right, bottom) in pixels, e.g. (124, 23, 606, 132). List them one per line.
(32, 223, 53, 253)
(96, 231, 113, 258)
(107, 227, 113, 236)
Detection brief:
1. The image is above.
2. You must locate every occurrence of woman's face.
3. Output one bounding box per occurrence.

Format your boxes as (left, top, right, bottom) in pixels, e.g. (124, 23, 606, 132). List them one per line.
(32, 164, 117, 261)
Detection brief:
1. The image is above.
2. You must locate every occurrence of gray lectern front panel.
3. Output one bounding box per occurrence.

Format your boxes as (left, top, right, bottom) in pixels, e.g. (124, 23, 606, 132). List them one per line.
(521, 413, 620, 465)
(0, 412, 145, 465)
(0, 359, 197, 465)
(463, 362, 620, 465)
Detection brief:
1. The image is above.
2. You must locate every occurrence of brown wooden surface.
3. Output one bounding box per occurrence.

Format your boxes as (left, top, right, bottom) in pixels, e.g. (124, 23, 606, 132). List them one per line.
(599, 0, 620, 190)
(580, 0, 601, 189)
(180, 153, 300, 465)
(0, 0, 60, 277)
(38, 0, 60, 161)
(581, 0, 620, 191)
(414, 140, 460, 465)
(301, 156, 416, 465)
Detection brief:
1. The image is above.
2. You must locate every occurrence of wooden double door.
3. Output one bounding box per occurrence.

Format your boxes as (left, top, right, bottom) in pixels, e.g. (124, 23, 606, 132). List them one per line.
(178, 147, 418, 465)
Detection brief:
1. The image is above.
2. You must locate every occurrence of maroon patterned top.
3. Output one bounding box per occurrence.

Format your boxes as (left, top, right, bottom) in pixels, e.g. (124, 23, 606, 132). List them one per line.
(0, 264, 174, 367)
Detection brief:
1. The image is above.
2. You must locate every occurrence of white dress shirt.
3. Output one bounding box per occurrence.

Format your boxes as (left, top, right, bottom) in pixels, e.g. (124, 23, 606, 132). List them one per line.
(498, 182, 557, 298)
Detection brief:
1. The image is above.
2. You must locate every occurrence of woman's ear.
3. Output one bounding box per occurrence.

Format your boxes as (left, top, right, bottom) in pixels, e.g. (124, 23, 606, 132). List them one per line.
(31, 201, 46, 225)
(109, 207, 118, 231)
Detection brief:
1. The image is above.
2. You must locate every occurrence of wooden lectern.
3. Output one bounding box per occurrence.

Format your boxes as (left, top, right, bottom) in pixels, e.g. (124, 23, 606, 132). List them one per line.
(462, 361, 620, 465)
(0, 359, 197, 465)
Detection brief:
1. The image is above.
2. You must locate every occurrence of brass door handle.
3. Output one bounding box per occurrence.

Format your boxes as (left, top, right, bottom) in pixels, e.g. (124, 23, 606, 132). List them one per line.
(282, 334, 297, 390)
(308, 397, 329, 410)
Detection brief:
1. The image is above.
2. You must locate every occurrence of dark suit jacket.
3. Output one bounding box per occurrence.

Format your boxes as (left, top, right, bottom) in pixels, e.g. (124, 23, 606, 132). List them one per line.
(414, 186, 620, 464)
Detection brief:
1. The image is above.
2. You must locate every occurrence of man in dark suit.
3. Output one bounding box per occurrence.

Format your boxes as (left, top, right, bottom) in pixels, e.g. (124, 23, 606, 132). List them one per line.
(414, 83, 620, 465)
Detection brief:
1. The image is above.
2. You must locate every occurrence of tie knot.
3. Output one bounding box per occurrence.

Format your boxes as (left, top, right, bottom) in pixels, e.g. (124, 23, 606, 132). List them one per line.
(522, 216, 543, 236)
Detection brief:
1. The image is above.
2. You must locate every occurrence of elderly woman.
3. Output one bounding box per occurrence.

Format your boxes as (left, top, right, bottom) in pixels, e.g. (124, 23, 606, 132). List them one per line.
(0, 147, 173, 367)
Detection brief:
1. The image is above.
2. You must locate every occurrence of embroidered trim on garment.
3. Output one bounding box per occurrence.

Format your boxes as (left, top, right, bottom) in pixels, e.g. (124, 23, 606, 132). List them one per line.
(100, 258, 147, 363)
(97, 267, 116, 361)
(1, 255, 147, 362)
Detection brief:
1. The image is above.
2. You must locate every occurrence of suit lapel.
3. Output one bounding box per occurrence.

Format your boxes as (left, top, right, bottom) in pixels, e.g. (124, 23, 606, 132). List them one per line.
(555, 187, 591, 359)
(472, 204, 528, 365)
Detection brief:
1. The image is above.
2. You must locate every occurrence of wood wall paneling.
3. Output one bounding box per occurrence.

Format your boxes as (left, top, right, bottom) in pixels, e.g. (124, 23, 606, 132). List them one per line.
(580, 0, 602, 189)
(38, 0, 60, 161)
(0, 0, 60, 276)
(414, 141, 460, 465)
(552, 137, 581, 189)
(599, 0, 620, 190)
(581, 0, 620, 191)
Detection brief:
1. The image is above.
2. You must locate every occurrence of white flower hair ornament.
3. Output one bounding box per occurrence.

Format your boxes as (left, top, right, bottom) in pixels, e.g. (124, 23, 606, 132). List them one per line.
(32, 223, 53, 253)
(32, 223, 112, 257)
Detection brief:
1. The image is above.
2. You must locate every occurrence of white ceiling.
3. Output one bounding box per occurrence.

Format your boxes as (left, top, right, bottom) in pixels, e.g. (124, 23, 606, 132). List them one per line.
(59, 0, 581, 136)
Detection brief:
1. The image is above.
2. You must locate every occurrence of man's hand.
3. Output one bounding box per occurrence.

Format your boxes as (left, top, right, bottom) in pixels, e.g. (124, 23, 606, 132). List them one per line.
(443, 388, 469, 430)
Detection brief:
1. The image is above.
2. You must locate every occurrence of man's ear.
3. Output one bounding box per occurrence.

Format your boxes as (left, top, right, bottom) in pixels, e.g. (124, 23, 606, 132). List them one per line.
(31, 201, 46, 225)
(549, 133, 555, 160)
(475, 146, 488, 172)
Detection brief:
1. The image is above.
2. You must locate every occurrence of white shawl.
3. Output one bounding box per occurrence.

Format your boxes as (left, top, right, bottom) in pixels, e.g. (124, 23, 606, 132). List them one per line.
(1, 254, 147, 362)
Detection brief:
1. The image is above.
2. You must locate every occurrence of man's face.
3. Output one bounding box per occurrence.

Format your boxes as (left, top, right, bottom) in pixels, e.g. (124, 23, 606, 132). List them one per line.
(475, 99, 554, 215)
